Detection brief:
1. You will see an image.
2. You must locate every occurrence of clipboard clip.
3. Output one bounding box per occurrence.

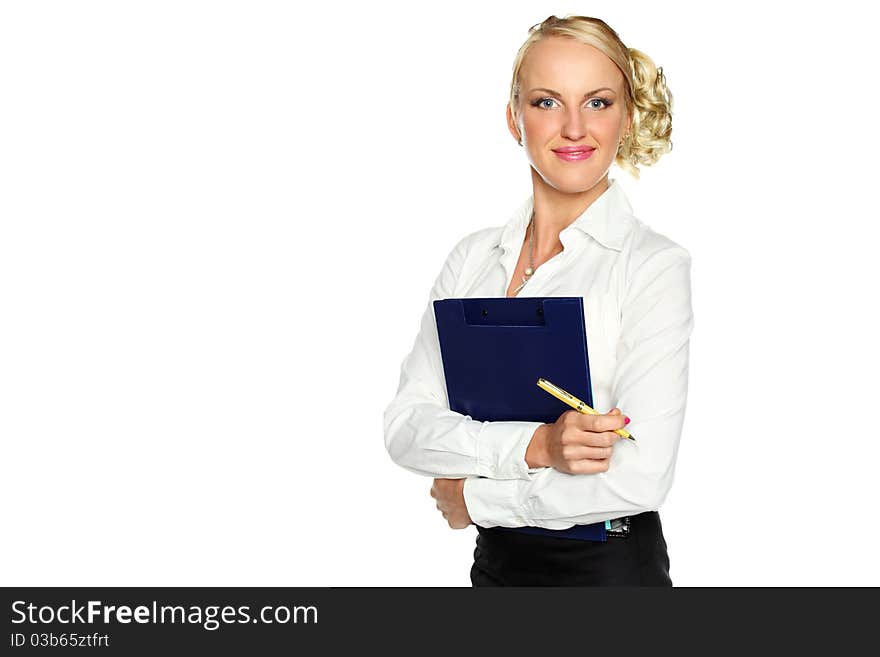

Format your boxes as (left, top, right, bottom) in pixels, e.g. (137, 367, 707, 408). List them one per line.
(461, 298, 547, 327)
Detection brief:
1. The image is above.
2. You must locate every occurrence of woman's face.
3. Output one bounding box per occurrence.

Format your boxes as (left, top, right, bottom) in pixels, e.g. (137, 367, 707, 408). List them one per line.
(507, 36, 631, 195)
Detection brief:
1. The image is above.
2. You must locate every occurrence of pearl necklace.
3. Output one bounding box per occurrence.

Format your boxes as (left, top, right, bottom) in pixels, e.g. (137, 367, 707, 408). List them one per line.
(512, 210, 536, 295)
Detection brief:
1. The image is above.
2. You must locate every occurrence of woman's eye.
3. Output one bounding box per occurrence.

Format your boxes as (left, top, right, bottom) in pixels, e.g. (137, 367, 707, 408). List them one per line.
(533, 97, 612, 110)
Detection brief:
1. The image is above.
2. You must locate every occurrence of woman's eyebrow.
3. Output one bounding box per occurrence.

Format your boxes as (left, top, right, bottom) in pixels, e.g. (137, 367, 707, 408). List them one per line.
(529, 86, 617, 97)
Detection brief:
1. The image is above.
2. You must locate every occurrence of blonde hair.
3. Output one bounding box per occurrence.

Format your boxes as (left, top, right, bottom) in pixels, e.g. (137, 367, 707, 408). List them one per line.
(509, 15, 673, 179)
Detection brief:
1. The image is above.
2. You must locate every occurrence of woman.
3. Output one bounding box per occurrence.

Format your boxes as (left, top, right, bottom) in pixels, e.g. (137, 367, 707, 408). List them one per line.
(383, 15, 693, 586)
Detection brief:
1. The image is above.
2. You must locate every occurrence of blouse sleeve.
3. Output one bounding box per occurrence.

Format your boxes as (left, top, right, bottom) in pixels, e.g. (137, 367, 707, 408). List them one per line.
(383, 234, 545, 481)
(462, 243, 694, 527)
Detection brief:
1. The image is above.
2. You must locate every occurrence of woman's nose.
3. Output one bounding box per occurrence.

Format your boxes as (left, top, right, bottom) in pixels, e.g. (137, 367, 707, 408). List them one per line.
(560, 106, 587, 140)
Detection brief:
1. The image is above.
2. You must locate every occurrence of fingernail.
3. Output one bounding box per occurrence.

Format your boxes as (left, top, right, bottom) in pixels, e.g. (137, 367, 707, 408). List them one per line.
(624, 416, 630, 424)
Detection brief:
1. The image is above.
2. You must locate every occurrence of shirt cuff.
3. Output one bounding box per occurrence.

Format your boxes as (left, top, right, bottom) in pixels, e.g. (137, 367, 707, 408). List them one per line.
(476, 421, 544, 480)
(463, 476, 531, 528)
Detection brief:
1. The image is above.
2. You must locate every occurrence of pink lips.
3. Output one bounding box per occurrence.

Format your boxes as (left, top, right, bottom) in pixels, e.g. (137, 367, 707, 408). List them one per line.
(553, 147, 595, 162)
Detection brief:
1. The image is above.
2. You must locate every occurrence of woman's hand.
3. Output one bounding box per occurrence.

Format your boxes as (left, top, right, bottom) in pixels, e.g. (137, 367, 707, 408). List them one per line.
(526, 408, 629, 475)
(430, 478, 473, 529)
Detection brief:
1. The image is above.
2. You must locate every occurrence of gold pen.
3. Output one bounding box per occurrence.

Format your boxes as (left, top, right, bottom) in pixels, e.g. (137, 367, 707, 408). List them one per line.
(536, 377, 636, 442)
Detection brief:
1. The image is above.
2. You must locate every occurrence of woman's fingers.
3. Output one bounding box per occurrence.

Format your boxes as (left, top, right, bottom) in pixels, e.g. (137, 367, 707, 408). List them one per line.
(570, 458, 611, 474)
(566, 429, 622, 449)
(549, 408, 631, 475)
(573, 412, 627, 435)
(562, 444, 613, 461)
(608, 407, 632, 424)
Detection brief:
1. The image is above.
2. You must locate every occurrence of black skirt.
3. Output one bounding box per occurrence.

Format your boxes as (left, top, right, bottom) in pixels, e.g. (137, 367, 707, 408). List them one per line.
(470, 511, 672, 586)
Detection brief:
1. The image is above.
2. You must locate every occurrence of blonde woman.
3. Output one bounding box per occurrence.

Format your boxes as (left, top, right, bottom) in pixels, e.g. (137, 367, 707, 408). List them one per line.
(384, 15, 693, 586)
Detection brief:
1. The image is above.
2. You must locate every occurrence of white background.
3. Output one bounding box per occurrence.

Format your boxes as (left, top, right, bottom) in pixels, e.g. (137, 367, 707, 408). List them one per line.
(1, 0, 878, 586)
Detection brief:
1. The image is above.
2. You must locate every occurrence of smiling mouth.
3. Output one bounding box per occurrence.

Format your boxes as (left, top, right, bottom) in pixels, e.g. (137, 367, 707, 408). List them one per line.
(553, 148, 595, 154)
(552, 149, 595, 161)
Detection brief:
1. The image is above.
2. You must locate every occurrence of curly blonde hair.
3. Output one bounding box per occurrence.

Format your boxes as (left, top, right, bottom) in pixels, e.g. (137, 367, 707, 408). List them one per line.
(509, 15, 673, 179)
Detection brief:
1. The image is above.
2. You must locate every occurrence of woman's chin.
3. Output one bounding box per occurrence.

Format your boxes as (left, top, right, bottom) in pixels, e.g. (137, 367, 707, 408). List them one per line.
(536, 170, 610, 195)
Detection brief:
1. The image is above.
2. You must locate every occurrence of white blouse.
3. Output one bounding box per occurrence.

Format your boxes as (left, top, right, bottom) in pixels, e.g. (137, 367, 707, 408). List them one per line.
(383, 178, 694, 529)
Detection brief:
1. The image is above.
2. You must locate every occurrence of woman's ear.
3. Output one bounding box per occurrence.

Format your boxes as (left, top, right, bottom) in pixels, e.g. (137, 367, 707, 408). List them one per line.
(506, 103, 522, 144)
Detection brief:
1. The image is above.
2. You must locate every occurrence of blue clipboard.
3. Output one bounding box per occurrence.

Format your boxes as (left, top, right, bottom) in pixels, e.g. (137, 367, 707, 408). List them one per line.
(433, 296, 607, 542)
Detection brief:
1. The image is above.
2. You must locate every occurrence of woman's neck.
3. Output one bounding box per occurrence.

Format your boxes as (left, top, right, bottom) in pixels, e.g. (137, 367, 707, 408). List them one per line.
(529, 173, 610, 255)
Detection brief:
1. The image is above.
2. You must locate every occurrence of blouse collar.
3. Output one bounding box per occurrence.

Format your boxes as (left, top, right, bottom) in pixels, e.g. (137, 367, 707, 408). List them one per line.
(495, 177, 635, 255)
